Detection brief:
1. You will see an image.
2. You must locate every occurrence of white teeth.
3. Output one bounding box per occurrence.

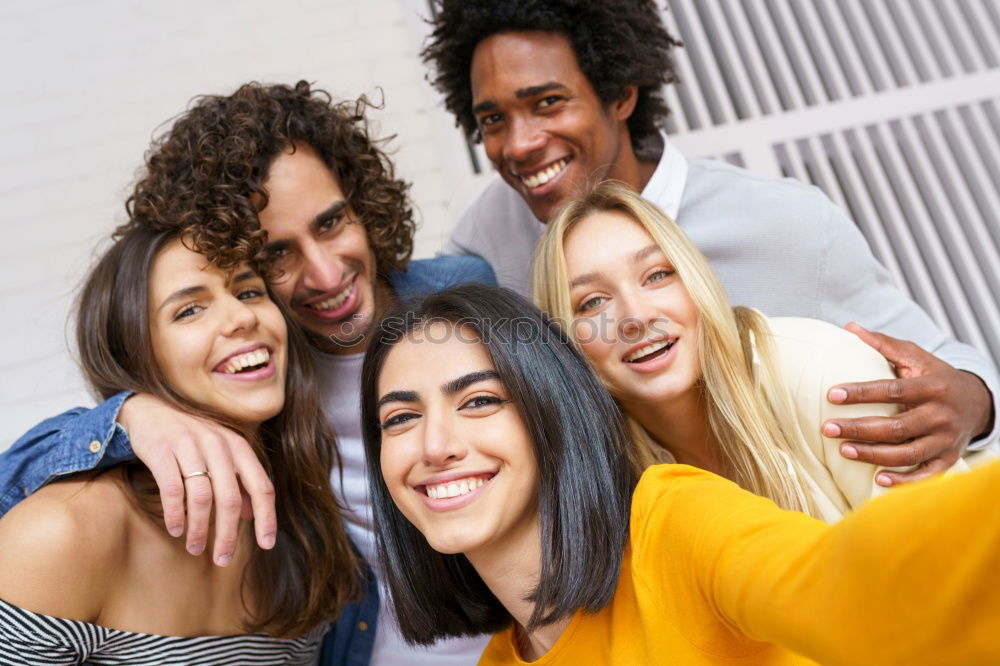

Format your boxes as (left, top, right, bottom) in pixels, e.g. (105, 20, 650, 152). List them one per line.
(624, 339, 674, 363)
(520, 159, 567, 189)
(425, 475, 487, 499)
(223, 348, 270, 374)
(308, 282, 354, 311)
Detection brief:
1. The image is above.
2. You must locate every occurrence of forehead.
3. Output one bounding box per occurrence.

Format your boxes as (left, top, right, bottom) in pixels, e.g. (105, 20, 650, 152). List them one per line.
(259, 144, 347, 235)
(379, 323, 496, 391)
(149, 240, 231, 296)
(470, 30, 591, 100)
(564, 209, 659, 268)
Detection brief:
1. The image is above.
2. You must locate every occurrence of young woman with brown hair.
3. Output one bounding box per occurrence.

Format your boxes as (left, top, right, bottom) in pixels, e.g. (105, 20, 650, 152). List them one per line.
(0, 225, 358, 662)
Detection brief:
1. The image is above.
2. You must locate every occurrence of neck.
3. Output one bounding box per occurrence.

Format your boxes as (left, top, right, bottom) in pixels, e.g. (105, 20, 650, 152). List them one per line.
(465, 514, 570, 661)
(623, 385, 727, 476)
(604, 127, 658, 193)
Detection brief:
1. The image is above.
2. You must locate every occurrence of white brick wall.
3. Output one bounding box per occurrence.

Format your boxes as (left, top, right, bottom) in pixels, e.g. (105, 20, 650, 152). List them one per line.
(0, 0, 481, 449)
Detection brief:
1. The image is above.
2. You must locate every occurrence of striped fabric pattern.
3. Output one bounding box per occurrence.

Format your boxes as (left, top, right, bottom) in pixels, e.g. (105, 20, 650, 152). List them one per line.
(0, 599, 323, 665)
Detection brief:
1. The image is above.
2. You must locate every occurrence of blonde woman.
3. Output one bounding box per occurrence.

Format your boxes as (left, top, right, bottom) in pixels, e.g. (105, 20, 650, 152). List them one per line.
(533, 181, 969, 521)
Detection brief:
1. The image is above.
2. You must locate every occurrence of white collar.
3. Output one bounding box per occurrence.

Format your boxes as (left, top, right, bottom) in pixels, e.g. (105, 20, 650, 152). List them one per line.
(639, 130, 688, 220)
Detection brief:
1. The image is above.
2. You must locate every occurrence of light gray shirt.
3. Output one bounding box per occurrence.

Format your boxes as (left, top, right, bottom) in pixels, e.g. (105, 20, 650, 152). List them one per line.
(443, 133, 1000, 447)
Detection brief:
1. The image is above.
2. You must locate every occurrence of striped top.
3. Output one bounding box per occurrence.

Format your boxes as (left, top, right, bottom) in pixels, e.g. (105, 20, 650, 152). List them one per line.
(0, 599, 323, 665)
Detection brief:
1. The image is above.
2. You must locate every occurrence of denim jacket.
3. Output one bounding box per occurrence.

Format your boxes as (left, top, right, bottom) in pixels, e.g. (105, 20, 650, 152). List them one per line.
(0, 255, 495, 666)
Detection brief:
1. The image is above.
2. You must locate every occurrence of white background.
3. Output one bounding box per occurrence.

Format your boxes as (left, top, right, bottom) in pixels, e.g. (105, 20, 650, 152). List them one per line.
(0, 0, 486, 448)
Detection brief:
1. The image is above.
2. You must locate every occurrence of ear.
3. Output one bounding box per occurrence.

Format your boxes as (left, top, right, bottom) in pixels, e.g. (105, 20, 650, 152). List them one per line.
(612, 85, 639, 121)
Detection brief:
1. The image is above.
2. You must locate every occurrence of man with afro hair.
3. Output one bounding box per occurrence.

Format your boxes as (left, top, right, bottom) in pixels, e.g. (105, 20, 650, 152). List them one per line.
(423, 0, 998, 491)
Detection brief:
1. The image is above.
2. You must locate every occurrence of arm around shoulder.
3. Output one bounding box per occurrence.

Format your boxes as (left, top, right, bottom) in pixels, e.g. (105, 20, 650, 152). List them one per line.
(0, 391, 135, 517)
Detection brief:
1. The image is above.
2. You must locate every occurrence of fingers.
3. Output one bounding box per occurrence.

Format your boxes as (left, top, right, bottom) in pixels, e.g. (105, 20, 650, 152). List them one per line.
(173, 439, 213, 556)
(144, 451, 187, 538)
(874, 457, 953, 487)
(844, 322, 938, 376)
(200, 432, 242, 567)
(230, 441, 277, 550)
(827, 373, 949, 407)
(823, 409, 932, 444)
(837, 432, 962, 468)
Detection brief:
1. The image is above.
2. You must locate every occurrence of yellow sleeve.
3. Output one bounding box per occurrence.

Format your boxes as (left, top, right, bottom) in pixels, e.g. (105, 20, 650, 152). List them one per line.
(632, 463, 1000, 666)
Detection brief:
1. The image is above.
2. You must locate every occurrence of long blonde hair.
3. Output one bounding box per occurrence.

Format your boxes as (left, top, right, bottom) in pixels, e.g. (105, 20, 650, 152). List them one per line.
(533, 181, 818, 516)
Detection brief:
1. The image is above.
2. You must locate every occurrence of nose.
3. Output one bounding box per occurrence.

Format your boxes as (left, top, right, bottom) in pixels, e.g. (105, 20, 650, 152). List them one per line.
(618, 289, 661, 343)
(421, 408, 468, 468)
(300, 240, 344, 293)
(221, 295, 260, 337)
(504, 115, 546, 165)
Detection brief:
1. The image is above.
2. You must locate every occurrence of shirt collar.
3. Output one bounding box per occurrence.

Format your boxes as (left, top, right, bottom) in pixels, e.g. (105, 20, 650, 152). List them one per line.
(639, 130, 688, 220)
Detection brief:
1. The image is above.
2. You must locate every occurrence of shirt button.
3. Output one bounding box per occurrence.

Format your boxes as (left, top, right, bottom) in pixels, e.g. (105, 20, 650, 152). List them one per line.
(88, 440, 101, 453)
(358, 621, 369, 632)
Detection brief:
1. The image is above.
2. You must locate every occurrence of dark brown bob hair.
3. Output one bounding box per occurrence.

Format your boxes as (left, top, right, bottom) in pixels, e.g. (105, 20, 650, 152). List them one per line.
(126, 80, 415, 277)
(76, 225, 359, 637)
(360, 285, 637, 643)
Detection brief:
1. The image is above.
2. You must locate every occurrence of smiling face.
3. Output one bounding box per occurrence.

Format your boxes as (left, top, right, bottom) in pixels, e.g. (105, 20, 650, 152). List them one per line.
(259, 144, 376, 354)
(563, 210, 701, 411)
(470, 31, 639, 223)
(148, 240, 287, 425)
(376, 323, 540, 558)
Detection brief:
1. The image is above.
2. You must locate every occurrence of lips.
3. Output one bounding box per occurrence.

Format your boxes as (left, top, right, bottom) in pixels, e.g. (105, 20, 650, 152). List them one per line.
(212, 343, 272, 373)
(415, 470, 498, 512)
(622, 337, 676, 364)
(299, 275, 360, 323)
(513, 156, 571, 192)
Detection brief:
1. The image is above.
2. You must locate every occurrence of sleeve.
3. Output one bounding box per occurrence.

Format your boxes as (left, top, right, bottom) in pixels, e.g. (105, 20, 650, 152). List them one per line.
(816, 200, 999, 449)
(634, 463, 1000, 666)
(0, 391, 136, 517)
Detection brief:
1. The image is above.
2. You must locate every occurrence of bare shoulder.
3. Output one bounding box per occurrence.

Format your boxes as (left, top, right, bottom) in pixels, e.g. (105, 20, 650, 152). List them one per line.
(0, 472, 130, 620)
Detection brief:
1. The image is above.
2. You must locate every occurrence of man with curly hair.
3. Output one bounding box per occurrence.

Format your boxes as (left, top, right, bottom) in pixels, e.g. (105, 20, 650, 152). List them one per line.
(422, 0, 998, 487)
(0, 81, 493, 665)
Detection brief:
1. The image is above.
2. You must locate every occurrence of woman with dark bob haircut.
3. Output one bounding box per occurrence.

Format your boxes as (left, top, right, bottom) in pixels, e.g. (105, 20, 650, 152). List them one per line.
(361, 284, 999, 665)
(0, 225, 359, 662)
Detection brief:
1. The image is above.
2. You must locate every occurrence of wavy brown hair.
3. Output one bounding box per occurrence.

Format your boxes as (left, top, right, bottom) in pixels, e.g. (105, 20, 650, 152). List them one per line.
(77, 225, 360, 637)
(125, 80, 414, 277)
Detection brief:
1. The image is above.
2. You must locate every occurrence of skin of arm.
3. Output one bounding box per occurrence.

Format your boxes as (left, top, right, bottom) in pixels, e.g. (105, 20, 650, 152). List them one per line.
(635, 462, 1000, 665)
(0, 476, 122, 622)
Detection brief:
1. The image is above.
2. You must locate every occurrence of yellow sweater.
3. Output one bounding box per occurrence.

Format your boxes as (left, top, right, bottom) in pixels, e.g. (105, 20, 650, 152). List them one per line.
(479, 463, 1000, 665)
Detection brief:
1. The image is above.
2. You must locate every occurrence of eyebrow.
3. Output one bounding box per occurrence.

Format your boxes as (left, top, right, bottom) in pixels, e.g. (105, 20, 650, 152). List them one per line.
(471, 81, 567, 115)
(376, 370, 502, 409)
(442, 370, 501, 395)
(157, 285, 207, 313)
(568, 244, 665, 289)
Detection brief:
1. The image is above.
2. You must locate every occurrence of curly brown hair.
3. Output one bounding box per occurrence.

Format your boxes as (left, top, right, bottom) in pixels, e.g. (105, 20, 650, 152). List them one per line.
(124, 80, 415, 276)
(422, 0, 682, 145)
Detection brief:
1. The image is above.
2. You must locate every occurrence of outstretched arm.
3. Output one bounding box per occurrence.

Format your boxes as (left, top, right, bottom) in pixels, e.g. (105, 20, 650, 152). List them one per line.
(637, 463, 1000, 665)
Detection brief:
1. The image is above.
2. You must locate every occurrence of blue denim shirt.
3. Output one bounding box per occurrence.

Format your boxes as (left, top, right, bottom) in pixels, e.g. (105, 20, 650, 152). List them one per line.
(0, 255, 495, 666)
